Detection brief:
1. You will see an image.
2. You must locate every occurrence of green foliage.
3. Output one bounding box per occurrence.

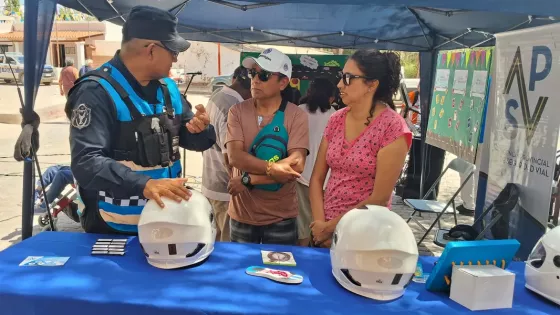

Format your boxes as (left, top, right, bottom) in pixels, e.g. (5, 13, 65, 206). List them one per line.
(4, 0, 20, 15)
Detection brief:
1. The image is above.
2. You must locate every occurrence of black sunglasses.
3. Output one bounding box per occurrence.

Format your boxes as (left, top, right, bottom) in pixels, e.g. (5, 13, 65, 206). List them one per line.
(338, 71, 373, 86)
(145, 43, 179, 59)
(249, 69, 283, 82)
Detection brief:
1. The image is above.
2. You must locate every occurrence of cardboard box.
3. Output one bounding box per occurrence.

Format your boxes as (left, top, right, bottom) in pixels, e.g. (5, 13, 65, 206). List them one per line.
(450, 265, 515, 311)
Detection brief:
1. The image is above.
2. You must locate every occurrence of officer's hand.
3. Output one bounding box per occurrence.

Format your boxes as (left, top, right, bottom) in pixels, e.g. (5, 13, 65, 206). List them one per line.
(186, 104, 210, 134)
(143, 178, 192, 208)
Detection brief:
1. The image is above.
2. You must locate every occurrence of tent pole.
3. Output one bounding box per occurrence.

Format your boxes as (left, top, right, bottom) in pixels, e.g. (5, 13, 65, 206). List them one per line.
(170, 1, 190, 16)
(434, 30, 472, 50)
(418, 50, 437, 199)
(104, 0, 126, 22)
(76, 0, 96, 19)
(407, 7, 432, 48)
(207, 0, 279, 11)
(435, 34, 468, 48)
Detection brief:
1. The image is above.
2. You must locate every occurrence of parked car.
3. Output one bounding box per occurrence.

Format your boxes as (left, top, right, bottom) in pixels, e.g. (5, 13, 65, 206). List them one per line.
(0, 53, 55, 85)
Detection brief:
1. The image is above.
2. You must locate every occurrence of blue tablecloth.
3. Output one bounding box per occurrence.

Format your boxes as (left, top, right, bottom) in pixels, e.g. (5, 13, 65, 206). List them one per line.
(0, 232, 557, 315)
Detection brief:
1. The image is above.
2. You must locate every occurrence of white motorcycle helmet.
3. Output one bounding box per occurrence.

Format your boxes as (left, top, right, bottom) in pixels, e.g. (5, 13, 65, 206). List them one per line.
(525, 226, 560, 305)
(138, 189, 216, 269)
(330, 205, 418, 301)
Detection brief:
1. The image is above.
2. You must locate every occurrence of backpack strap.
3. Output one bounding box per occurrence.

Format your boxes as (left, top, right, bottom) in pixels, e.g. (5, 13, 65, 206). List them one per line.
(278, 98, 288, 113)
(72, 66, 143, 120)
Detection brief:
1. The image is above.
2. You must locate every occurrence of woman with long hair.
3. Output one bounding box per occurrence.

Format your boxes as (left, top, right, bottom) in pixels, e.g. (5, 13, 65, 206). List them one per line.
(309, 50, 412, 247)
(296, 78, 337, 246)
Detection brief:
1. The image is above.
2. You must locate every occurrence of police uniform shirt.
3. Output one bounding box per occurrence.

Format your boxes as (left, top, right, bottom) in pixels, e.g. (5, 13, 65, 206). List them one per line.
(66, 51, 216, 200)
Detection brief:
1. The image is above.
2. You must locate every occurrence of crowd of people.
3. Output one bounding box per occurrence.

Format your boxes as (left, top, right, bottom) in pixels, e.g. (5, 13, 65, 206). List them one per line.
(49, 5, 413, 248)
(202, 47, 412, 247)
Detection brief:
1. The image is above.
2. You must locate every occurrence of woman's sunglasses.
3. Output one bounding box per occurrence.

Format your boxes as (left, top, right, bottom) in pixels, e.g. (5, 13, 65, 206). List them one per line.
(249, 69, 282, 82)
(338, 71, 372, 86)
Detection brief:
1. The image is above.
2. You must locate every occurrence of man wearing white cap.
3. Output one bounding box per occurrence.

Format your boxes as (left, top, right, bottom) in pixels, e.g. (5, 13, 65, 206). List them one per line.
(225, 48, 309, 244)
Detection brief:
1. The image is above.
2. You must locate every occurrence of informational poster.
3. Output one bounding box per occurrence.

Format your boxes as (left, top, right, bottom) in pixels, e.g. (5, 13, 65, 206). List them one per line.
(483, 23, 560, 259)
(426, 48, 493, 163)
(471, 70, 489, 98)
(434, 69, 450, 92)
(452, 70, 469, 95)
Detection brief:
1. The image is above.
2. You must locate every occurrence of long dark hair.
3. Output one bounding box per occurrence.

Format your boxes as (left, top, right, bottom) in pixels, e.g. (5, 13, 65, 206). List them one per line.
(300, 78, 335, 114)
(350, 50, 402, 125)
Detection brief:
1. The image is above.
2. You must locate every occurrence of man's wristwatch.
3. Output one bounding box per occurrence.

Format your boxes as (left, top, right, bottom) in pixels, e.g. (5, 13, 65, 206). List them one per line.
(241, 172, 253, 189)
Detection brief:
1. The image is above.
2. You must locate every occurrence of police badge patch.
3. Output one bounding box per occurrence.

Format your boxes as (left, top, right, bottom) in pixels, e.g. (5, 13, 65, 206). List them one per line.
(71, 104, 91, 129)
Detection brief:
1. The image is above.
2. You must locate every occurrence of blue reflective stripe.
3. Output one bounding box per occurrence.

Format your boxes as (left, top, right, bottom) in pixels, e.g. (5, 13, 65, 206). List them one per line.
(95, 78, 133, 122)
(106, 222, 138, 233)
(134, 160, 182, 179)
(102, 64, 164, 116)
(162, 77, 183, 115)
(99, 201, 144, 216)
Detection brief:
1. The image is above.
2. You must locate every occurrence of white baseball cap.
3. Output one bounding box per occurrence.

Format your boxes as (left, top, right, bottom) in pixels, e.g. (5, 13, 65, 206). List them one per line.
(242, 48, 292, 79)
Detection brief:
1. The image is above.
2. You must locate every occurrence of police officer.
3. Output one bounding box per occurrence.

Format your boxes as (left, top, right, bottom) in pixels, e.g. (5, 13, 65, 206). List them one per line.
(65, 6, 216, 234)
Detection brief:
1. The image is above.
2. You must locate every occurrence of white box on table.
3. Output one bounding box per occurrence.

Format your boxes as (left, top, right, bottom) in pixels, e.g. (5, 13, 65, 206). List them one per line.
(449, 265, 515, 311)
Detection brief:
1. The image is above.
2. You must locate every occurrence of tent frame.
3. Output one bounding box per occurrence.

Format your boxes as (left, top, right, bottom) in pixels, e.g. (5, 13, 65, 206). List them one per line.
(19, 0, 553, 240)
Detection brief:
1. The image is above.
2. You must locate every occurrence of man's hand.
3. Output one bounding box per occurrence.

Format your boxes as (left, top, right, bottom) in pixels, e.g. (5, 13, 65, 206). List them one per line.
(228, 176, 247, 196)
(310, 220, 333, 246)
(143, 178, 192, 208)
(60, 89, 64, 96)
(186, 104, 210, 134)
(269, 159, 300, 184)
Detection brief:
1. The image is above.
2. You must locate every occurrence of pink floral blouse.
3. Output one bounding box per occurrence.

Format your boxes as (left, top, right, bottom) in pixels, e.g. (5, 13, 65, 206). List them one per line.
(323, 107, 412, 220)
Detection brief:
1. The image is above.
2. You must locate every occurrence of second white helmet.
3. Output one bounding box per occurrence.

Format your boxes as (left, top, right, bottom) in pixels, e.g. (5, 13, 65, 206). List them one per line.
(138, 189, 216, 269)
(525, 226, 560, 305)
(330, 205, 418, 301)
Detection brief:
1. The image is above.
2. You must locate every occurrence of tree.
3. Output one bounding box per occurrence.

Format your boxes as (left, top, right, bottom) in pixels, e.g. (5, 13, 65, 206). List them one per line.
(4, 0, 20, 15)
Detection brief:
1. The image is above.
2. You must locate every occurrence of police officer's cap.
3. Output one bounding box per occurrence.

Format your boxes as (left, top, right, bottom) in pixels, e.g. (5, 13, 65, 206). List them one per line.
(123, 6, 190, 53)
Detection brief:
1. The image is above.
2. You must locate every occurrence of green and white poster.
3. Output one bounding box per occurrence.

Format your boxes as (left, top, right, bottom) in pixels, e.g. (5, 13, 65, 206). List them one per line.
(426, 48, 493, 163)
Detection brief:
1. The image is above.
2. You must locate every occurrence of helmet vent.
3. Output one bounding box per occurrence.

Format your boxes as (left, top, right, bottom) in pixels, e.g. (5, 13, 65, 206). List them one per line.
(168, 244, 177, 255)
(341, 269, 361, 286)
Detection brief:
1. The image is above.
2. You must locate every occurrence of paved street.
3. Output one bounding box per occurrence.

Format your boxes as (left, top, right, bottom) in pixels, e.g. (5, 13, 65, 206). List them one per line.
(0, 83, 473, 256)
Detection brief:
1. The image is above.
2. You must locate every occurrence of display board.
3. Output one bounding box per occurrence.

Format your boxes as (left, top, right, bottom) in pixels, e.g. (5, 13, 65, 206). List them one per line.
(426, 48, 493, 163)
(240, 52, 348, 96)
(483, 24, 560, 259)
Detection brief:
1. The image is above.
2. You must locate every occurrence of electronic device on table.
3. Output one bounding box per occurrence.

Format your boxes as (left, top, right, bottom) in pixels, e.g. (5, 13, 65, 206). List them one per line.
(425, 239, 520, 292)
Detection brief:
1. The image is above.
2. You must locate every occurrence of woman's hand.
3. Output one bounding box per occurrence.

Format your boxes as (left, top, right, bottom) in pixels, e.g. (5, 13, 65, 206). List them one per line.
(310, 220, 333, 246)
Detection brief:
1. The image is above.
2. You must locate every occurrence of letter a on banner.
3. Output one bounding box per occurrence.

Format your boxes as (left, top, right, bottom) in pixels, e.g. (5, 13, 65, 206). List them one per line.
(502, 47, 549, 145)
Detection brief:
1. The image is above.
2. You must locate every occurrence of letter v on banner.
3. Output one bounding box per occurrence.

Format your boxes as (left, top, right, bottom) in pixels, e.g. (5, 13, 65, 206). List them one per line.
(502, 46, 550, 145)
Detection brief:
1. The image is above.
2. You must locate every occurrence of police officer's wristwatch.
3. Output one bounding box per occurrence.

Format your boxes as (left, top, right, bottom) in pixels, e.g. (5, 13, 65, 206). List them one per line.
(241, 172, 253, 189)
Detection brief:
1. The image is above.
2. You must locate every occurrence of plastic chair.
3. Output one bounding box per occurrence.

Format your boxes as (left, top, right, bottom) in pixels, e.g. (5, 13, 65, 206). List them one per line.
(405, 158, 475, 245)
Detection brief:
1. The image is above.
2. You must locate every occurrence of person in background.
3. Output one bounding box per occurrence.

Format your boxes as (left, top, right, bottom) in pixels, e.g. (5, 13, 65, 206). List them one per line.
(406, 83, 421, 125)
(34, 165, 74, 213)
(309, 50, 412, 247)
(281, 84, 302, 105)
(202, 66, 251, 242)
(295, 78, 336, 246)
(458, 165, 477, 216)
(79, 59, 94, 77)
(59, 58, 79, 98)
(225, 48, 309, 245)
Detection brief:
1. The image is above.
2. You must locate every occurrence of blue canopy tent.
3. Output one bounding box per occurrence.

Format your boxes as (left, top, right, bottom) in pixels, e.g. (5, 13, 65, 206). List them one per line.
(20, 0, 560, 239)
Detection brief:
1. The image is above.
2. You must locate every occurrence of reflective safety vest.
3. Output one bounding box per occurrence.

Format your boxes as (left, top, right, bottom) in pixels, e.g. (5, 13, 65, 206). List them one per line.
(72, 63, 184, 233)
